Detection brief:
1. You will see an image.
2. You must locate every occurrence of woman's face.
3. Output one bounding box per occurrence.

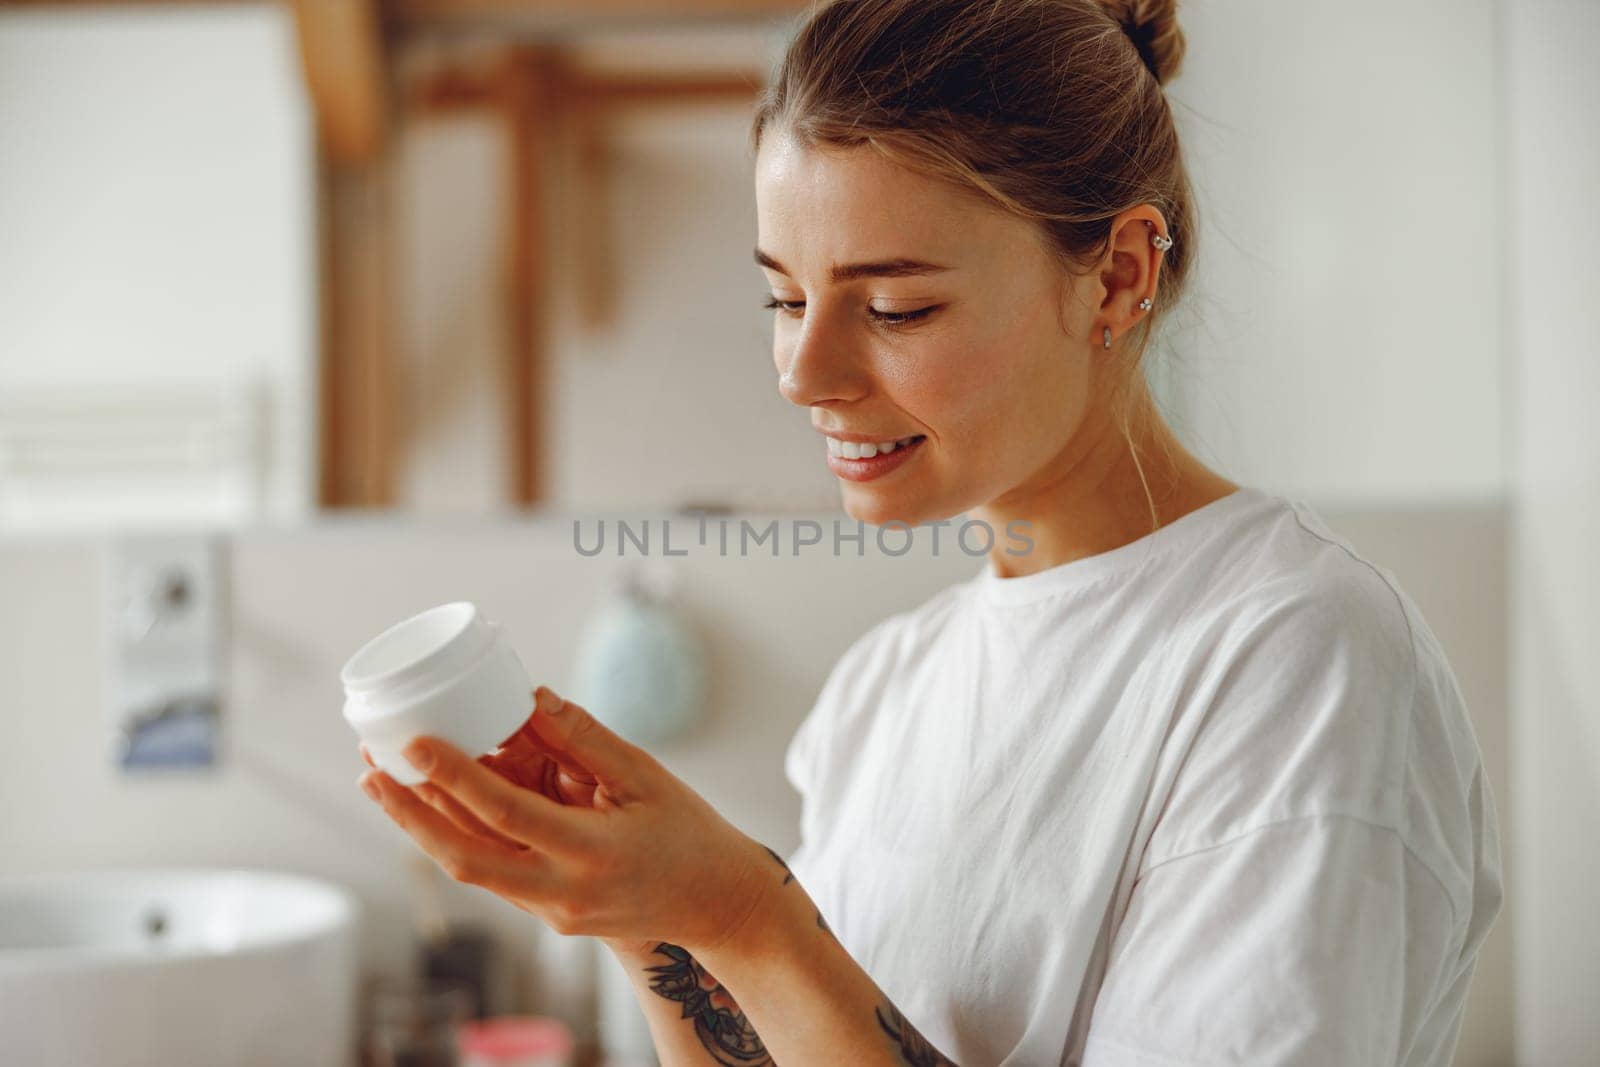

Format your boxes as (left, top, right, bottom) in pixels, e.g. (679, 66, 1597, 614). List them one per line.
(754, 129, 1106, 528)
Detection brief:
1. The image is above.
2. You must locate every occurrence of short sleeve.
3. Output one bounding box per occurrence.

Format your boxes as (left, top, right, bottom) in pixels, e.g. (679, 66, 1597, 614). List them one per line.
(1144, 573, 1419, 865)
(1081, 814, 1461, 1066)
(782, 690, 824, 799)
(782, 636, 859, 800)
(783, 613, 906, 856)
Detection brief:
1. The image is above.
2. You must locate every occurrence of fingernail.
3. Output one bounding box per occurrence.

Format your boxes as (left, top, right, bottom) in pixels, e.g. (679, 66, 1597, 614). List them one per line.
(359, 773, 380, 801)
(403, 739, 435, 770)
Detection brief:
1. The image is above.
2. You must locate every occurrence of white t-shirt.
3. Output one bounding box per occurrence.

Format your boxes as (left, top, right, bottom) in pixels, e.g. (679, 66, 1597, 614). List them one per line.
(783, 486, 1503, 1066)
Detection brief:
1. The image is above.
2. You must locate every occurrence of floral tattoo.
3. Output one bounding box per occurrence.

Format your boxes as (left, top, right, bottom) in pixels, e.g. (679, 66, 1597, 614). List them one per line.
(642, 844, 958, 1065)
(644, 942, 773, 1066)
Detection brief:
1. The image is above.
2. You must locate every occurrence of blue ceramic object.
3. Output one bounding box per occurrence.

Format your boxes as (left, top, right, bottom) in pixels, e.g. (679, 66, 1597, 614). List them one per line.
(570, 583, 705, 747)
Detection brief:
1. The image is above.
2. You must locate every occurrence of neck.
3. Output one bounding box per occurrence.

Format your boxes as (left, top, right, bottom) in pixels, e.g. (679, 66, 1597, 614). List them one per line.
(972, 384, 1234, 580)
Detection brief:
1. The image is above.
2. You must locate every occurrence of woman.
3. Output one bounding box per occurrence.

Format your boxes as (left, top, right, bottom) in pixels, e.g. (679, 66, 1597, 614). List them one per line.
(357, 1, 1503, 1063)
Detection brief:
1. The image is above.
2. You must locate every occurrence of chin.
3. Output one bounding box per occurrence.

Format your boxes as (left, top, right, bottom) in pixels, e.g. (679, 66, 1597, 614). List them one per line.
(839, 490, 898, 528)
(839, 488, 939, 529)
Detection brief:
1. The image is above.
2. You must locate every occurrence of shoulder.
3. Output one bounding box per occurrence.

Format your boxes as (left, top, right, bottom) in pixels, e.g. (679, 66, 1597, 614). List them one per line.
(1148, 500, 1495, 921)
(1168, 505, 1420, 753)
(1189, 493, 1424, 693)
(1201, 495, 1419, 664)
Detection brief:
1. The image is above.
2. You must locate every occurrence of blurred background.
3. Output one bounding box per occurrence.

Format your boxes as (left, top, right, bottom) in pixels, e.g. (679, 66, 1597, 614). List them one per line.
(0, 0, 1593, 1064)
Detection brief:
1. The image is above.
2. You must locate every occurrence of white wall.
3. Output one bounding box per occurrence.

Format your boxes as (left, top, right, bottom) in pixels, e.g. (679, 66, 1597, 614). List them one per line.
(1503, 2, 1600, 1063)
(0, 4, 317, 523)
(394, 24, 839, 517)
(395, 113, 514, 513)
(543, 99, 839, 514)
(1167, 0, 1505, 505)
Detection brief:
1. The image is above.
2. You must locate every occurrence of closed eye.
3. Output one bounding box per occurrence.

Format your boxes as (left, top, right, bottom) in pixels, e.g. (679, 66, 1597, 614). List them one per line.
(761, 297, 938, 327)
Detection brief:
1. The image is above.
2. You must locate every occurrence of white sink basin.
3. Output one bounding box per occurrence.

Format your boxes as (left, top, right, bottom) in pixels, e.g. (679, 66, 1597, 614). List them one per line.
(0, 867, 360, 1067)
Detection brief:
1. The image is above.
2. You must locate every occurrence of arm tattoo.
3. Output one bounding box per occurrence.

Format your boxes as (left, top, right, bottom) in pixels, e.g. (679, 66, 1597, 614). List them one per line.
(762, 844, 794, 884)
(762, 846, 960, 1065)
(643, 844, 959, 1066)
(639, 845, 804, 1065)
(759, 843, 835, 939)
(644, 942, 774, 1066)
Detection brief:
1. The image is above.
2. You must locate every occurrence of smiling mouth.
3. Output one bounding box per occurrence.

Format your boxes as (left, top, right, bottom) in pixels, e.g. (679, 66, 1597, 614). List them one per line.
(824, 434, 927, 483)
(825, 434, 925, 460)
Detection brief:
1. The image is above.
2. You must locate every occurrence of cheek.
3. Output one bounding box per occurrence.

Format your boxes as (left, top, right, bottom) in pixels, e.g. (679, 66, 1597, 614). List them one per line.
(892, 327, 1054, 448)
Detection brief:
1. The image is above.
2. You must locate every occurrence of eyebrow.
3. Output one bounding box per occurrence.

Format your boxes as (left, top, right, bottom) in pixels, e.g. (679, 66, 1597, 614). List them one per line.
(754, 248, 952, 283)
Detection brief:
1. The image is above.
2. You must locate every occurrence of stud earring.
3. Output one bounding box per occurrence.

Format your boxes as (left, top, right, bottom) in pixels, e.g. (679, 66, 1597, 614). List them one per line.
(1138, 297, 1153, 311)
(1102, 326, 1112, 349)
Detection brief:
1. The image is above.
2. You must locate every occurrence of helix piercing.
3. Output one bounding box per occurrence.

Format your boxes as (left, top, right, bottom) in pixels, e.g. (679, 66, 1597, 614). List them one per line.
(1150, 231, 1173, 252)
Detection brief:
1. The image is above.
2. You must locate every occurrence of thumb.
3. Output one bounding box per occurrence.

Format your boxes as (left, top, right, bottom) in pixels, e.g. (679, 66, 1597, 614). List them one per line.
(528, 686, 654, 797)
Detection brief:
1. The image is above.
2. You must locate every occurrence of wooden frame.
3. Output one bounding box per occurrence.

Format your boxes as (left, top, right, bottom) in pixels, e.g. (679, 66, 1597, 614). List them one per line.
(285, 0, 400, 508)
(406, 48, 765, 507)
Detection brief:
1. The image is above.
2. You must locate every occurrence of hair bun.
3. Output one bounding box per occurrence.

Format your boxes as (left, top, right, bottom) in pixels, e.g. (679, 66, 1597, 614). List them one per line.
(1099, 0, 1186, 86)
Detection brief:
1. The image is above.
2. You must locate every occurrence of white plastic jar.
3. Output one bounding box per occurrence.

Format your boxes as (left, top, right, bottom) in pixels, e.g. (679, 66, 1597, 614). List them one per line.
(340, 601, 533, 786)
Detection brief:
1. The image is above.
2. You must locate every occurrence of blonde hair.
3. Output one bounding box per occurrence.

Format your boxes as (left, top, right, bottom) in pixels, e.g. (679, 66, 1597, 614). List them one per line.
(752, 0, 1196, 531)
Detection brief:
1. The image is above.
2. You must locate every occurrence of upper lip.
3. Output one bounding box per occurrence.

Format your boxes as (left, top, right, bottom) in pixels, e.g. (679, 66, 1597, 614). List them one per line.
(814, 427, 924, 444)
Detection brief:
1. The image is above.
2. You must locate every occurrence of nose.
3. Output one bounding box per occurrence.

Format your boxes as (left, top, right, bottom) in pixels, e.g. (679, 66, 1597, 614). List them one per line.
(776, 311, 866, 408)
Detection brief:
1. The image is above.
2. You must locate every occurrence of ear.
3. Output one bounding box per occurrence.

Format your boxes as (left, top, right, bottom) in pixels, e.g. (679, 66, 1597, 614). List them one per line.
(1096, 207, 1167, 347)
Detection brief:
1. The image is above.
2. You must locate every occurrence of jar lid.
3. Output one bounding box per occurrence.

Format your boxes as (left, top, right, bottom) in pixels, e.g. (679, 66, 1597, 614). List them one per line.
(455, 1016, 574, 1059)
(341, 601, 486, 694)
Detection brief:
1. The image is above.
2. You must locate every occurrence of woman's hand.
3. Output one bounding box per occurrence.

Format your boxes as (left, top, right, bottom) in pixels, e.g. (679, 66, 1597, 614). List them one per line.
(356, 686, 777, 961)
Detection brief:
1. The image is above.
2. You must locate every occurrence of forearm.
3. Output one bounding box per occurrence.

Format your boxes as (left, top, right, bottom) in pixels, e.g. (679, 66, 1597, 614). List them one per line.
(688, 845, 962, 1066)
(606, 938, 780, 1066)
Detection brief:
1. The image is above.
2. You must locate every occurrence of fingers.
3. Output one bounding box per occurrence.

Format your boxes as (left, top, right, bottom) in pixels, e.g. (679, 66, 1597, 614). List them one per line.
(483, 742, 568, 801)
(501, 702, 598, 785)
(524, 686, 651, 800)
(360, 769, 538, 892)
(555, 768, 599, 807)
(417, 782, 529, 851)
(364, 743, 514, 842)
(495, 747, 597, 808)
(402, 735, 593, 856)
(551, 752, 597, 786)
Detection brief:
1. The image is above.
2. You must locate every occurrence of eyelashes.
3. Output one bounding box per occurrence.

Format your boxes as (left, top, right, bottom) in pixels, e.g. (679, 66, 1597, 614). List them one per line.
(761, 296, 937, 327)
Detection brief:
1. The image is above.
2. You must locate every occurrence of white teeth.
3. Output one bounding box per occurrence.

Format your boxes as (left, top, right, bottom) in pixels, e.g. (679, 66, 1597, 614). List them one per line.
(827, 435, 921, 459)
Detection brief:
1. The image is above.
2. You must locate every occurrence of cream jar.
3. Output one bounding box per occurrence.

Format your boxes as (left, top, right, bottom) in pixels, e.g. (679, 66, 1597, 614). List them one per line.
(340, 601, 533, 786)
